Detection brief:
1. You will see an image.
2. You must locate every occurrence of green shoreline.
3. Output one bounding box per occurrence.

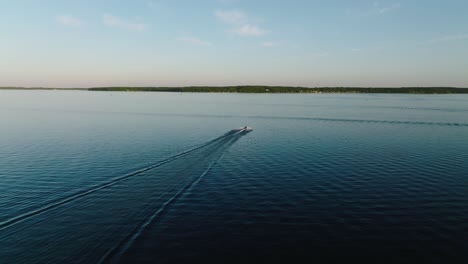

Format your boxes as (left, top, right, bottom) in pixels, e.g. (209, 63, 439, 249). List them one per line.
(1, 86, 468, 94)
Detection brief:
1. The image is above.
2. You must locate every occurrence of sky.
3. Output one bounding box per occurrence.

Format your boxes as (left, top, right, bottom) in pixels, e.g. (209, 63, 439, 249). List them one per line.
(1, 0, 468, 88)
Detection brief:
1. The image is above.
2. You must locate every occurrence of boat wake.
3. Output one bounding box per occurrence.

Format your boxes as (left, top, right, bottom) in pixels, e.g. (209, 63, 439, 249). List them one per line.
(99, 137, 238, 264)
(0, 128, 251, 232)
(0, 128, 252, 263)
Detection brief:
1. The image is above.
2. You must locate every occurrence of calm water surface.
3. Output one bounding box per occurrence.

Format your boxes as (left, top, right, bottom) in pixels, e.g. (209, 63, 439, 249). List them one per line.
(0, 91, 467, 263)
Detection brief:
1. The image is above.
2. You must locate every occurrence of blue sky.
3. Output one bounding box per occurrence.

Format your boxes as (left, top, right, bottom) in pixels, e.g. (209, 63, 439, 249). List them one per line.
(1, 0, 467, 87)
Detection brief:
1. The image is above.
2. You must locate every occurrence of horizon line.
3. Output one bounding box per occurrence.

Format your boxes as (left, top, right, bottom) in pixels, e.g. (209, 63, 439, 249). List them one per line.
(1, 85, 468, 89)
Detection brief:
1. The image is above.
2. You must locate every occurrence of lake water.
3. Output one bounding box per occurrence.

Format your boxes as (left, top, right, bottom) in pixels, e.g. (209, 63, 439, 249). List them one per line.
(1, 91, 467, 263)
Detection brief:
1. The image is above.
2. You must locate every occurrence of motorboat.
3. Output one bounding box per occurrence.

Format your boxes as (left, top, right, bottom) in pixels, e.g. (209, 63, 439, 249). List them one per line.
(238, 126, 253, 132)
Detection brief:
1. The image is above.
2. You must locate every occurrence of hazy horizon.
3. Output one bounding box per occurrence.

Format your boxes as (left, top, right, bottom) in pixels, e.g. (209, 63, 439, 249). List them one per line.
(2, 85, 468, 89)
(1, 0, 468, 88)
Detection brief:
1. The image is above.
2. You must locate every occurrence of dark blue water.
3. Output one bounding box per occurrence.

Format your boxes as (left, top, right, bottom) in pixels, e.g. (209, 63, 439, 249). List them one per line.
(1, 91, 467, 263)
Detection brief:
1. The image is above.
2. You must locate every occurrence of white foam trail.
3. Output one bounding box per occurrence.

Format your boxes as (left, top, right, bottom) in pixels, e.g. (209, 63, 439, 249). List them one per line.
(98, 136, 241, 264)
(0, 130, 244, 231)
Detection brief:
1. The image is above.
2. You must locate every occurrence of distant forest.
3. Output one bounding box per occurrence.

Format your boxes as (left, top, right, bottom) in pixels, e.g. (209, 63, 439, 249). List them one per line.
(2, 86, 468, 94)
(88, 86, 468, 94)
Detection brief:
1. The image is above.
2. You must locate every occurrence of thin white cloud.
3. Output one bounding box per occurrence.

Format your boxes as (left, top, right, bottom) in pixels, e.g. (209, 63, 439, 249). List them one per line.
(103, 14, 147, 32)
(347, 2, 401, 17)
(233, 24, 269, 36)
(215, 10, 247, 25)
(260, 41, 281, 47)
(179, 37, 212, 46)
(373, 2, 401, 14)
(57, 15, 83, 28)
(215, 9, 270, 37)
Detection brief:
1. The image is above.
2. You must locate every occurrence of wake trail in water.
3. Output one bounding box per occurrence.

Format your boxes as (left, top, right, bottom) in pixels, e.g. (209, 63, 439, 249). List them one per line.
(0, 129, 246, 231)
(99, 135, 243, 264)
(244, 116, 468, 127)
